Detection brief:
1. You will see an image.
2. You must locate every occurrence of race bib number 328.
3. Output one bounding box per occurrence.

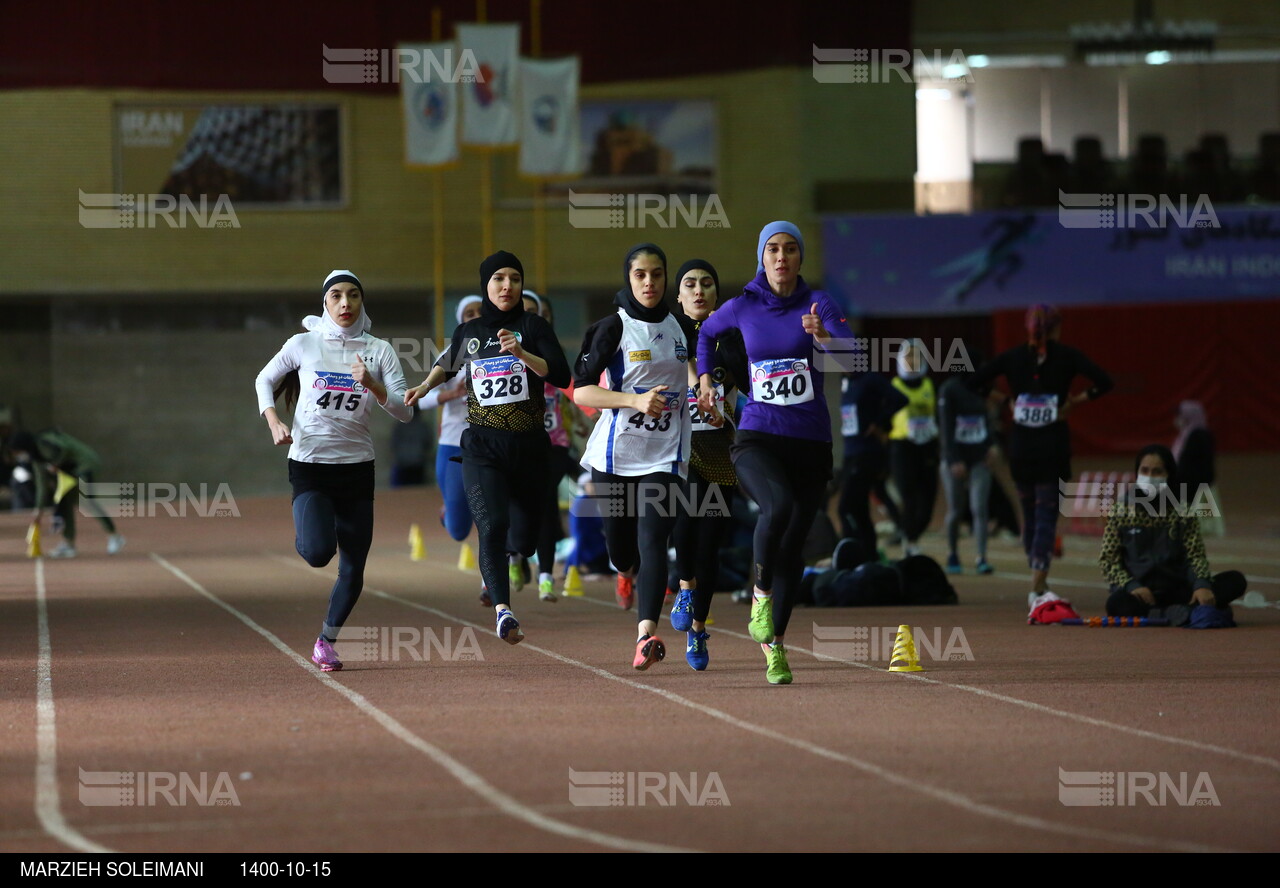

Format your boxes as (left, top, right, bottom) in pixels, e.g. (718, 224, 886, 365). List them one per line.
(750, 358, 813, 406)
(471, 355, 528, 406)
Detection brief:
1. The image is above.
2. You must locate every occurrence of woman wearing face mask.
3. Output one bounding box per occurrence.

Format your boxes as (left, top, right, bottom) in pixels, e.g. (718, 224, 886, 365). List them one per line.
(417, 295, 487, 603)
(970, 304, 1112, 608)
(668, 259, 740, 671)
(406, 252, 571, 645)
(573, 243, 693, 670)
(887, 338, 940, 558)
(695, 222, 857, 684)
(255, 270, 413, 672)
(1100, 444, 1245, 620)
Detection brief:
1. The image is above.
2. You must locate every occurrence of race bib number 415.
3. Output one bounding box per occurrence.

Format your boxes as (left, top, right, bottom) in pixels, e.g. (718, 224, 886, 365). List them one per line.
(471, 355, 528, 406)
(750, 358, 813, 406)
(1014, 393, 1058, 428)
(308, 370, 370, 419)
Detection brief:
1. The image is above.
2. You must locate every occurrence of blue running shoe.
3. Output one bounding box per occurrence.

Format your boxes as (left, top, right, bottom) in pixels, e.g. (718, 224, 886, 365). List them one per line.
(976, 558, 994, 575)
(945, 553, 962, 575)
(496, 610, 524, 645)
(685, 630, 709, 671)
(670, 588, 693, 632)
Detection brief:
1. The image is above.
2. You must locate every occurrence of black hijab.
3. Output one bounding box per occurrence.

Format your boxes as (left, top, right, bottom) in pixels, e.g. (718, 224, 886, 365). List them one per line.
(615, 243, 670, 323)
(478, 250, 526, 327)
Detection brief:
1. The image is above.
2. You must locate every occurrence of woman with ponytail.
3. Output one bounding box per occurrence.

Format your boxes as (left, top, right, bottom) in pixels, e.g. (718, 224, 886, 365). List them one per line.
(970, 303, 1112, 609)
(254, 270, 413, 672)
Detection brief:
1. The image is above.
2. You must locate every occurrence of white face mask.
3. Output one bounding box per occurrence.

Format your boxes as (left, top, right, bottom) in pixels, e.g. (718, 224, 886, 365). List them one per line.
(897, 352, 925, 380)
(1134, 476, 1167, 494)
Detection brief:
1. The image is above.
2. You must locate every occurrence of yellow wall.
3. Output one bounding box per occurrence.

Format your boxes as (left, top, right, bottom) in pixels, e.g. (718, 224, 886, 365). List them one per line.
(2, 67, 914, 300)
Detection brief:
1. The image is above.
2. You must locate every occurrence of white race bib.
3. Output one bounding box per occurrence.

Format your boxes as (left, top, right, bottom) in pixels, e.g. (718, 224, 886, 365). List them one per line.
(955, 414, 987, 444)
(907, 415, 938, 444)
(470, 355, 529, 406)
(840, 403, 860, 437)
(688, 383, 725, 432)
(1013, 393, 1058, 428)
(543, 395, 561, 432)
(624, 386, 680, 436)
(750, 358, 813, 406)
(306, 369, 371, 420)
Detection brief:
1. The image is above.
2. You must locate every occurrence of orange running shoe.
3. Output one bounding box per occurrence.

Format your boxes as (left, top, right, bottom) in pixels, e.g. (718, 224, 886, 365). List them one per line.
(616, 573, 635, 610)
(633, 635, 665, 670)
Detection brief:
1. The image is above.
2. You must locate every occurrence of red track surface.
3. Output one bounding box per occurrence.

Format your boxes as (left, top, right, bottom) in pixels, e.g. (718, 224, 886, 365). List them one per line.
(3, 484, 1278, 854)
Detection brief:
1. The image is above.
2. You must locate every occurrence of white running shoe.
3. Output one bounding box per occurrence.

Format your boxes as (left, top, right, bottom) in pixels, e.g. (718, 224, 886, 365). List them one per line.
(48, 542, 78, 559)
(107, 534, 126, 555)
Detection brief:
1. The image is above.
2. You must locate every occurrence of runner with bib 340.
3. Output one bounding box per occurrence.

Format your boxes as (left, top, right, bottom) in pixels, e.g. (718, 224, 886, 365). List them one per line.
(969, 303, 1112, 609)
(695, 222, 856, 685)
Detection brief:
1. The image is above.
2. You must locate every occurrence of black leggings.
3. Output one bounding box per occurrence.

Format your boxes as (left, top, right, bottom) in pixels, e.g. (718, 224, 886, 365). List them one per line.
(673, 464, 734, 624)
(1106, 571, 1247, 617)
(592, 468, 680, 625)
(890, 439, 939, 543)
(532, 445, 575, 576)
(293, 492, 373, 641)
(462, 429, 549, 608)
(837, 449, 888, 544)
(733, 431, 832, 638)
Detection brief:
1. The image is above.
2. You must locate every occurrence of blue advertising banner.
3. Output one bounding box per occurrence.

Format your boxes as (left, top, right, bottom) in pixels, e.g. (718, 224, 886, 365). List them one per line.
(822, 208, 1280, 315)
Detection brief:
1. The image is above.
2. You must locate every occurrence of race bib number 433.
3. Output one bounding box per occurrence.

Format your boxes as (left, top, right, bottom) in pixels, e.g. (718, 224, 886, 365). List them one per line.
(625, 387, 680, 435)
(750, 358, 813, 406)
(471, 355, 528, 406)
(1013, 393, 1058, 428)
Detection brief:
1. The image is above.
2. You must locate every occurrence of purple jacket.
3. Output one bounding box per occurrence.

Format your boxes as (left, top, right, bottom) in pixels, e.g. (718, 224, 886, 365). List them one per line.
(696, 272, 854, 442)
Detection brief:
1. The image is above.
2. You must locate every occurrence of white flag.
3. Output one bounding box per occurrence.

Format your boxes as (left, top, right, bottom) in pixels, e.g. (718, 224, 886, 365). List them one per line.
(457, 23, 520, 146)
(400, 42, 459, 166)
(519, 57, 580, 177)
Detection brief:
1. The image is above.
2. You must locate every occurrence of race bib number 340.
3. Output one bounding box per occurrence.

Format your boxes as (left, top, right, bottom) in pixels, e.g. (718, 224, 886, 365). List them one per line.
(471, 355, 528, 406)
(1013, 393, 1058, 428)
(750, 358, 813, 406)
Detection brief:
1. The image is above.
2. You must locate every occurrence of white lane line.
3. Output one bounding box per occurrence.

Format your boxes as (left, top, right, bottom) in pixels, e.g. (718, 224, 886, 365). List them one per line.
(33, 558, 114, 853)
(339, 569, 1238, 854)
(574, 593, 1280, 773)
(151, 553, 690, 854)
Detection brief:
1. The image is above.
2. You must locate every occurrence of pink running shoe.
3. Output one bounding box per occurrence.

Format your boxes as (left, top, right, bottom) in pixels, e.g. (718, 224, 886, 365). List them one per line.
(311, 636, 343, 672)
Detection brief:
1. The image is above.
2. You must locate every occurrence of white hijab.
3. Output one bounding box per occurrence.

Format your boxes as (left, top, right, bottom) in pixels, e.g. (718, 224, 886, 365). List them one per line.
(304, 269, 371, 341)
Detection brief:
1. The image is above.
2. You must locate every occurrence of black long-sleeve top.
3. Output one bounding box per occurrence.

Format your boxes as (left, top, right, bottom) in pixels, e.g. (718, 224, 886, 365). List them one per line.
(969, 341, 1112, 464)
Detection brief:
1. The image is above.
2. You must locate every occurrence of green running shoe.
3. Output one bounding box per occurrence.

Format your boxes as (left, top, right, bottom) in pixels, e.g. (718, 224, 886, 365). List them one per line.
(764, 642, 792, 685)
(748, 595, 775, 644)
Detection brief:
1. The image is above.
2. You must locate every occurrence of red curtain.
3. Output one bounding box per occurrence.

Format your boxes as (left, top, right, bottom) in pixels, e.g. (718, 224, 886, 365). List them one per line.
(992, 301, 1280, 454)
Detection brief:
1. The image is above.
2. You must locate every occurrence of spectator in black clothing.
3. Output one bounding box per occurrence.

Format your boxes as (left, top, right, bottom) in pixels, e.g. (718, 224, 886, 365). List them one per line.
(1171, 399, 1222, 536)
(970, 304, 1112, 605)
(836, 369, 908, 546)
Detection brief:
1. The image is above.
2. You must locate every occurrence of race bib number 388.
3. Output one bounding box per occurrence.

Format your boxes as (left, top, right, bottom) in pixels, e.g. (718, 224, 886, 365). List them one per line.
(1013, 393, 1058, 428)
(750, 358, 813, 406)
(471, 355, 528, 406)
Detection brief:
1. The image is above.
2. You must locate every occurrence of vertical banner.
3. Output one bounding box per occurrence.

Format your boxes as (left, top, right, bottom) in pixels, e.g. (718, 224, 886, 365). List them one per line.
(400, 42, 459, 167)
(457, 23, 520, 146)
(518, 57, 580, 176)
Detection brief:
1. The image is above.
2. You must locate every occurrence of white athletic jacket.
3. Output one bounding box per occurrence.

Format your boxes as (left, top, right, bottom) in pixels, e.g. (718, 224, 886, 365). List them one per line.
(255, 331, 412, 463)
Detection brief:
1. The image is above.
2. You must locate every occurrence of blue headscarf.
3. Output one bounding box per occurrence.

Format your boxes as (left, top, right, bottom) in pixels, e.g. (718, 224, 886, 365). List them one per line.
(756, 221, 805, 275)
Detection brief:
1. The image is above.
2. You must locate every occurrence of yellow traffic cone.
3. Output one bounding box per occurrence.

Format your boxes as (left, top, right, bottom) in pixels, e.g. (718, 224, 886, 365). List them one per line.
(888, 624, 924, 673)
(409, 523, 426, 561)
(26, 521, 42, 558)
(457, 541, 477, 571)
(562, 564, 584, 596)
(705, 612, 715, 627)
